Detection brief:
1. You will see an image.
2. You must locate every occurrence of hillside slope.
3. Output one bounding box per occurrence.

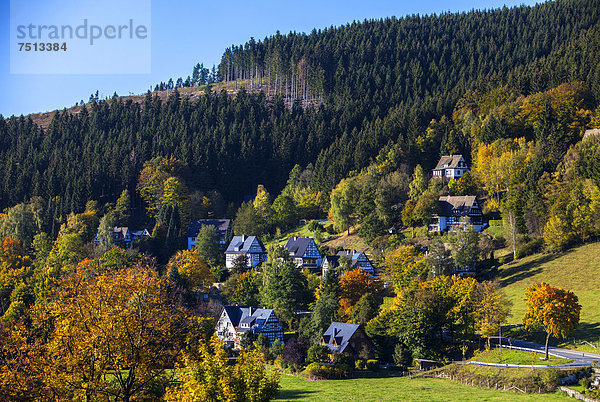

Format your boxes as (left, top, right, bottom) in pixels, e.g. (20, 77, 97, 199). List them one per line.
(498, 242, 600, 343)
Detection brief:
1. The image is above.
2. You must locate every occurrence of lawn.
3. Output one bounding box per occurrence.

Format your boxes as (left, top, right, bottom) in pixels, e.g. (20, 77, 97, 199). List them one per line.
(497, 242, 600, 346)
(471, 349, 572, 365)
(275, 373, 569, 401)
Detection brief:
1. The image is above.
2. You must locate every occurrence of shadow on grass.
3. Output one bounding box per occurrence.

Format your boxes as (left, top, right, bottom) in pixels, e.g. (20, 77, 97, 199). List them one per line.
(497, 252, 564, 286)
(276, 389, 318, 400)
(572, 322, 600, 341)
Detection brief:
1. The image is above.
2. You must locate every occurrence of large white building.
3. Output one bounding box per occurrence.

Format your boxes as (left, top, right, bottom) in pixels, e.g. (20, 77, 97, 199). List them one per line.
(224, 235, 267, 269)
(215, 306, 284, 349)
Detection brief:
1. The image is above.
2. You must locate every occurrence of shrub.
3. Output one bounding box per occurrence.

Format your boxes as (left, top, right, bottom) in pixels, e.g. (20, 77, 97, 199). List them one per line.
(306, 343, 330, 365)
(516, 238, 544, 259)
(306, 362, 351, 379)
(581, 376, 591, 390)
(366, 359, 379, 371)
(355, 359, 366, 370)
(393, 344, 412, 368)
(332, 352, 355, 369)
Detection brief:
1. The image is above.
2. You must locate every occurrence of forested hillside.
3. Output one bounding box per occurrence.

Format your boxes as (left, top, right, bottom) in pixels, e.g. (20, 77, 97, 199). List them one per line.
(1, 0, 599, 218)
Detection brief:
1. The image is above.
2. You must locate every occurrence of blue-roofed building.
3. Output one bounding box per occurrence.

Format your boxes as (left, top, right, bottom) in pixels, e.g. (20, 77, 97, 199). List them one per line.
(225, 235, 267, 269)
(320, 322, 375, 359)
(322, 250, 376, 277)
(284, 236, 322, 272)
(215, 306, 284, 349)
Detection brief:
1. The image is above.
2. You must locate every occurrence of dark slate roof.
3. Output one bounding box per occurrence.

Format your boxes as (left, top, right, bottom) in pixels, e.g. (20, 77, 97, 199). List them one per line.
(322, 322, 360, 354)
(187, 219, 231, 238)
(285, 236, 315, 258)
(434, 155, 465, 170)
(223, 306, 277, 332)
(438, 195, 479, 217)
(225, 235, 265, 254)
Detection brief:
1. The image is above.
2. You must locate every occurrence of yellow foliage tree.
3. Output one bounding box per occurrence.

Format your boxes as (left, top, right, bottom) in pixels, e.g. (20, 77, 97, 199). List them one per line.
(168, 250, 214, 291)
(381, 245, 428, 292)
(165, 335, 280, 401)
(523, 282, 581, 360)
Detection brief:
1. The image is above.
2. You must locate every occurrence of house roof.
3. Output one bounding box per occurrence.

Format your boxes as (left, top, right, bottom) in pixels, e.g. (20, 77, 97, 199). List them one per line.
(321, 322, 361, 354)
(225, 235, 266, 254)
(130, 229, 150, 237)
(114, 227, 130, 236)
(222, 306, 277, 332)
(187, 219, 231, 238)
(438, 195, 479, 217)
(434, 155, 465, 170)
(285, 236, 317, 258)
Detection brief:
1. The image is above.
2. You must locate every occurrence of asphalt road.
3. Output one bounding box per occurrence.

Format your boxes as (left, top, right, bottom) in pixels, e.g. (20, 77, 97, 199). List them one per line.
(505, 338, 600, 365)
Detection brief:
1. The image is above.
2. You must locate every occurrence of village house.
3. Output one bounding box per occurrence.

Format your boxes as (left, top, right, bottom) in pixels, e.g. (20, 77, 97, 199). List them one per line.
(429, 195, 485, 232)
(320, 322, 375, 359)
(187, 219, 232, 250)
(284, 236, 323, 272)
(224, 235, 267, 269)
(322, 250, 376, 276)
(93, 227, 150, 248)
(432, 155, 469, 180)
(215, 306, 284, 349)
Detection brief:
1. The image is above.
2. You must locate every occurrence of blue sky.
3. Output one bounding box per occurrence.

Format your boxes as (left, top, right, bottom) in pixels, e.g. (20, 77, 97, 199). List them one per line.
(1, 0, 540, 117)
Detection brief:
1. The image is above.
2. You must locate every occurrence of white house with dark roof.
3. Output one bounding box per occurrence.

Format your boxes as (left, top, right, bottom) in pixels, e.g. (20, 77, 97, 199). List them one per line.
(225, 235, 267, 269)
(320, 322, 375, 359)
(429, 195, 484, 232)
(93, 227, 150, 248)
(215, 306, 284, 349)
(433, 155, 469, 179)
(187, 219, 232, 250)
(284, 236, 322, 272)
(322, 250, 376, 277)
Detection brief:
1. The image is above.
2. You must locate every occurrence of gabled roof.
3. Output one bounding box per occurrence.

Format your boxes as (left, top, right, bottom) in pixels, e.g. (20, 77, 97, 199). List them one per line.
(285, 236, 318, 258)
(225, 235, 266, 254)
(434, 155, 465, 170)
(321, 322, 361, 354)
(187, 219, 231, 238)
(437, 195, 479, 217)
(114, 227, 130, 236)
(130, 229, 150, 237)
(222, 306, 278, 332)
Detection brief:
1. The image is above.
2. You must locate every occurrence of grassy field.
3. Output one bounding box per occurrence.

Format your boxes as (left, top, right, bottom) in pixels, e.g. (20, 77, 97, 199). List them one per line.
(276, 373, 569, 401)
(471, 349, 572, 365)
(266, 222, 316, 248)
(497, 242, 600, 345)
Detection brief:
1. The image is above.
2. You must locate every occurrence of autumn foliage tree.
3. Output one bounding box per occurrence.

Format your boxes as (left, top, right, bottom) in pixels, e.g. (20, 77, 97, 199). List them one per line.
(523, 282, 581, 360)
(338, 268, 381, 320)
(165, 335, 280, 401)
(167, 250, 215, 292)
(381, 245, 428, 292)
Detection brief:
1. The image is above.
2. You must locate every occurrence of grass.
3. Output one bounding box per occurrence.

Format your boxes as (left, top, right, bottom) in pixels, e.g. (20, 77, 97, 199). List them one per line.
(266, 222, 317, 248)
(471, 349, 572, 365)
(497, 242, 600, 346)
(275, 372, 569, 401)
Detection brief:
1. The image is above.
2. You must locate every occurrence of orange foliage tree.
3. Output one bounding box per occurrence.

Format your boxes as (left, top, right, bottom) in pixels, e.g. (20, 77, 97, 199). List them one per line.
(338, 268, 382, 319)
(523, 282, 581, 360)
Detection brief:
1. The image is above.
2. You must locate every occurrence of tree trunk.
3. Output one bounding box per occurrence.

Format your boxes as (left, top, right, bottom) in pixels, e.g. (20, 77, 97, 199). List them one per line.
(412, 226, 415, 238)
(544, 332, 550, 360)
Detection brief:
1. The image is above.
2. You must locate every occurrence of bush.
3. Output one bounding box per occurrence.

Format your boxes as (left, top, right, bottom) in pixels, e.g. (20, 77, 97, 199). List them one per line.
(516, 238, 544, 259)
(366, 359, 379, 371)
(306, 343, 330, 365)
(332, 352, 355, 368)
(393, 344, 412, 368)
(306, 362, 351, 379)
(355, 359, 366, 370)
(581, 376, 592, 390)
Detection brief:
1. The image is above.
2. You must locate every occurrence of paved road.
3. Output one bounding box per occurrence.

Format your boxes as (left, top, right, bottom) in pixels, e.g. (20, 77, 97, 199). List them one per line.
(466, 338, 600, 368)
(505, 338, 600, 365)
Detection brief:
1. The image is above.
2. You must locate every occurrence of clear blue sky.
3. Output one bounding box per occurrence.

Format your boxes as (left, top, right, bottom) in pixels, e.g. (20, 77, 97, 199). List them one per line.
(1, 0, 540, 117)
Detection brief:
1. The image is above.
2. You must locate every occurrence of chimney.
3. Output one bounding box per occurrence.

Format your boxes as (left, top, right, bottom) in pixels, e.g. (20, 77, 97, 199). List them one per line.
(293, 236, 298, 241)
(248, 306, 253, 316)
(241, 234, 246, 242)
